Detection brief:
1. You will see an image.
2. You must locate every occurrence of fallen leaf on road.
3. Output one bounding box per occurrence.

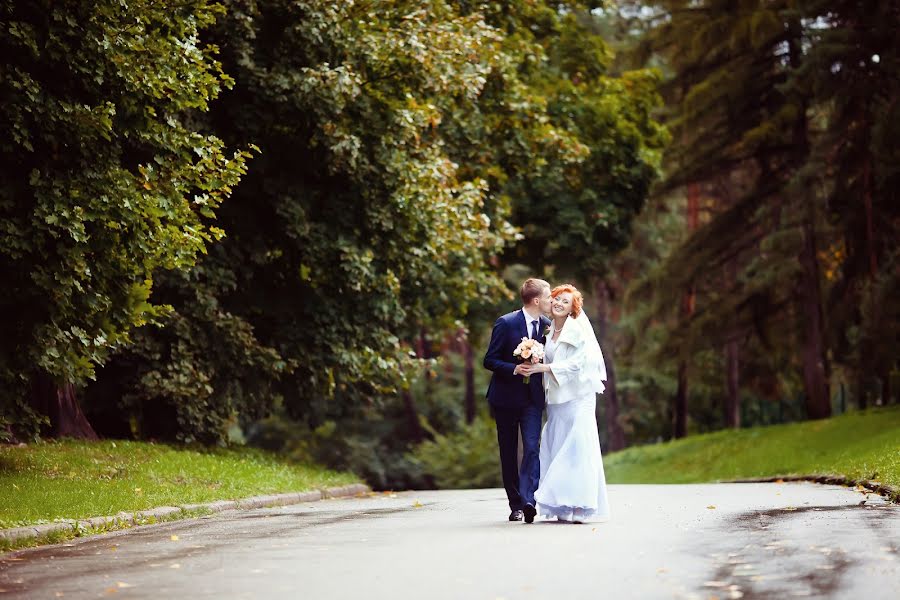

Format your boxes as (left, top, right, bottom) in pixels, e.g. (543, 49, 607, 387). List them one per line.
(104, 588, 117, 595)
(170, 564, 181, 569)
(116, 582, 133, 588)
(170, 535, 179, 541)
(412, 500, 423, 508)
(775, 479, 784, 484)
(707, 505, 716, 509)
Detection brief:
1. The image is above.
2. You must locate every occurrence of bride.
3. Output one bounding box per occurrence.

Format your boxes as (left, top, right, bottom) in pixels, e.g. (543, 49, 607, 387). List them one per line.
(525, 284, 610, 523)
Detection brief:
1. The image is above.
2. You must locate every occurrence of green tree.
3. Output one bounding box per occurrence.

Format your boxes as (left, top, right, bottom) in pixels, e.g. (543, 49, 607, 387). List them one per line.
(91, 0, 519, 451)
(0, 0, 250, 438)
(621, 0, 899, 435)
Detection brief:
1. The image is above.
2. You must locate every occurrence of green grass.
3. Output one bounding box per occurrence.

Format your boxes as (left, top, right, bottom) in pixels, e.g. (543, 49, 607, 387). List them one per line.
(0, 439, 359, 529)
(605, 406, 900, 492)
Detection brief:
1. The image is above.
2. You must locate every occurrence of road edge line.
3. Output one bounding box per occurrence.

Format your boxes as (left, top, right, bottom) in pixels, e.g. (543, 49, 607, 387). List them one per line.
(0, 483, 371, 552)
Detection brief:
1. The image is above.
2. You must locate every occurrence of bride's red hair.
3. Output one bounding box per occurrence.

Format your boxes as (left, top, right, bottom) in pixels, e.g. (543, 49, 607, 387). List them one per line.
(551, 284, 583, 317)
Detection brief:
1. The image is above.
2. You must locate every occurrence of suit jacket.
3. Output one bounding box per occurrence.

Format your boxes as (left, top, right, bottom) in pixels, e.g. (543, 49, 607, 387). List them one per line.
(483, 309, 551, 408)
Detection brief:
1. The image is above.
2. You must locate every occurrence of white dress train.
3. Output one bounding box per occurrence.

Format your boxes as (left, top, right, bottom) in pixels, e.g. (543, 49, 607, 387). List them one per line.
(534, 335, 610, 522)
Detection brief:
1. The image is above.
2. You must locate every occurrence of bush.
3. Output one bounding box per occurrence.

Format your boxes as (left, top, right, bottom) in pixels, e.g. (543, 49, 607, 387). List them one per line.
(408, 415, 501, 489)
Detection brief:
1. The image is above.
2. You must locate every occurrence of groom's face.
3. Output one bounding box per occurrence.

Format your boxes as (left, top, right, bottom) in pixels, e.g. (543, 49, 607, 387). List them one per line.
(537, 286, 552, 316)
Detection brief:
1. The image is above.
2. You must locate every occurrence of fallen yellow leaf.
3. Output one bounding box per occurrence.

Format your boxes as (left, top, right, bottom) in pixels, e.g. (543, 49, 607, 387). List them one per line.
(707, 505, 716, 509)
(116, 582, 133, 589)
(170, 535, 179, 541)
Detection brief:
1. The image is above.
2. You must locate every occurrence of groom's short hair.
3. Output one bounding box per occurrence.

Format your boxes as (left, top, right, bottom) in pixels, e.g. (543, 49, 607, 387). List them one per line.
(520, 278, 550, 304)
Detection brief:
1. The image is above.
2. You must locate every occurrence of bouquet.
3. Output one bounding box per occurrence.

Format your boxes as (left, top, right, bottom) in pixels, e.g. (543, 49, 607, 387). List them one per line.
(513, 337, 545, 384)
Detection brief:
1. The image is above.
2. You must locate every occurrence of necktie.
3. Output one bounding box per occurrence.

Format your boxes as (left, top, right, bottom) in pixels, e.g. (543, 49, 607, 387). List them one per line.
(531, 320, 538, 340)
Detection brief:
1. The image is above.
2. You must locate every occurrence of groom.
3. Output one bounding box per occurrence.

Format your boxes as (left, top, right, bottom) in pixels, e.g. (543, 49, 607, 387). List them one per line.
(483, 278, 551, 523)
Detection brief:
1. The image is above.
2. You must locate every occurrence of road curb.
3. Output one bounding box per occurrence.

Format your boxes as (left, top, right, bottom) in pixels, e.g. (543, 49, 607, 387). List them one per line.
(729, 474, 899, 503)
(0, 483, 370, 547)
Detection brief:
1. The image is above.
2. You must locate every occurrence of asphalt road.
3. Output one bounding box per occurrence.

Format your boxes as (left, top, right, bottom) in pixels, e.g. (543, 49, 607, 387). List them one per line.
(1, 483, 897, 599)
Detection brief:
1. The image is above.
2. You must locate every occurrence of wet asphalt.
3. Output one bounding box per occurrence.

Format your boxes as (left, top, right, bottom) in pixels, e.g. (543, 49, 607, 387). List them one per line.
(0, 483, 897, 599)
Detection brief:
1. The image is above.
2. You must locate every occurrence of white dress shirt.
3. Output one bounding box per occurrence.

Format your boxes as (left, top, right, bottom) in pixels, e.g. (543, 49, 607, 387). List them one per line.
(522, 307, 542, 338)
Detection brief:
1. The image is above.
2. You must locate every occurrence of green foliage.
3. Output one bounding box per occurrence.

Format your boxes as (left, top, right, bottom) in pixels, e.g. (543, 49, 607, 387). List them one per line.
(138, 0, 517, 438)
(450, 3, 669, 279)
(409, 414, 502, 489)
(84, 259, 287, 444)
(246, 350, 493, 489)
(0, 1, 250, 431)
(615, 0, 899, 430)
(90, 1, 667, 452)
(2, 1, 670, 482)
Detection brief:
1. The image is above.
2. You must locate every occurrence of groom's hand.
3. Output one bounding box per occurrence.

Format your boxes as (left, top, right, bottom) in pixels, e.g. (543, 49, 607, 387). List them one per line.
(514, 364, 533, 376)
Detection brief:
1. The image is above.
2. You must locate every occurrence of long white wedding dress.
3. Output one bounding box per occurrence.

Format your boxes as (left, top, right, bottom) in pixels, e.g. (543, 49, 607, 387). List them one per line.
(534, 319, 610, 523)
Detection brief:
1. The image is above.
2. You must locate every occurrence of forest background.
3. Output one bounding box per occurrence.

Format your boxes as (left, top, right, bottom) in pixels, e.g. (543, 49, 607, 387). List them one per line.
(2, 0, 896, 490)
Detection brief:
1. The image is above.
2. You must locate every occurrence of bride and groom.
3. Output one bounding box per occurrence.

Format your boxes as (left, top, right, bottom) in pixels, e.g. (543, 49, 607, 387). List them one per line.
(484, 278, 610, 524)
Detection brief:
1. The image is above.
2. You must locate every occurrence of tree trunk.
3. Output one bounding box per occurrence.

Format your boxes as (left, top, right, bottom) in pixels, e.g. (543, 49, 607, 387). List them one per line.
(463, 334, 476, 424)
(798, 216, 831, 419)
(724, 338, 740, 428)
(401, 390, 424, 443)
(879, 369, 891, 406)
(674, 361, 688, 438)
(675, 277, 693, 438)
(674, 183, 700, 438)
(863, 159, 878, 278)
(29, 372, 98, 439)
(402, 330, 429, 443)
(723, 259, 741, 428)
(594, 279, 625, 451)
(785, 18, 830, 420)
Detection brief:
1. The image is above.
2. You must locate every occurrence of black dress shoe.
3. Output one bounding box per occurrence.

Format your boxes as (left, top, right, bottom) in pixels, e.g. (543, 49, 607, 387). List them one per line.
(523, 504, 537, 524)
(509, 509, 524, 522)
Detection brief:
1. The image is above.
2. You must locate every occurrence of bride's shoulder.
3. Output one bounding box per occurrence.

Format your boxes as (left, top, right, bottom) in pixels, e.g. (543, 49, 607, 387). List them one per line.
(560, 316, 585, 345)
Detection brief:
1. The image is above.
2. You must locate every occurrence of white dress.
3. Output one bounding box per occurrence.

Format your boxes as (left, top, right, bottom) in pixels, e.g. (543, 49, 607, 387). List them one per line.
(534, 335, 610, 522)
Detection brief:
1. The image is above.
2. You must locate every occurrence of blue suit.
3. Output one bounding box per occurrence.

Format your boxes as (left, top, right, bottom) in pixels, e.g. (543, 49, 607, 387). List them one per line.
(484, 309, 550, 511)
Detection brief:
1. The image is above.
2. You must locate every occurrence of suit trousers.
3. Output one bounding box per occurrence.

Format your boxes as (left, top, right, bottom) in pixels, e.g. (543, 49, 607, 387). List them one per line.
(492, 402, 543, 510)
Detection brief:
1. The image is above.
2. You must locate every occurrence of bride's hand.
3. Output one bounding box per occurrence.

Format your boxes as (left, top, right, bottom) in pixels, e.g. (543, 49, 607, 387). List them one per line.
(531, 363, 550, 373)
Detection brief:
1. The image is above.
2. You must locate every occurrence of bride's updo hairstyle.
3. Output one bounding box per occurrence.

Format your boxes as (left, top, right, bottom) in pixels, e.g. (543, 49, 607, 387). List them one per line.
(551, 284, 583, 317)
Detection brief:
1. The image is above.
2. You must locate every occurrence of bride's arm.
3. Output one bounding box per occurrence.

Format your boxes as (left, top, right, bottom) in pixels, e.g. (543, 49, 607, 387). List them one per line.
(533, 342, 585, 386)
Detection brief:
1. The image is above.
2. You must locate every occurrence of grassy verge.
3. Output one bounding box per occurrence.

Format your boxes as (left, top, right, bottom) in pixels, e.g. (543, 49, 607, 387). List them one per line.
(0, 439, 359, 531)
(604, 405, 900, 496)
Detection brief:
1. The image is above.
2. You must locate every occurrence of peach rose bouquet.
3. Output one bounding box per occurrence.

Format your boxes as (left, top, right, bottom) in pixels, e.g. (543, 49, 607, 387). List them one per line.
(513, 337, 545, 384)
